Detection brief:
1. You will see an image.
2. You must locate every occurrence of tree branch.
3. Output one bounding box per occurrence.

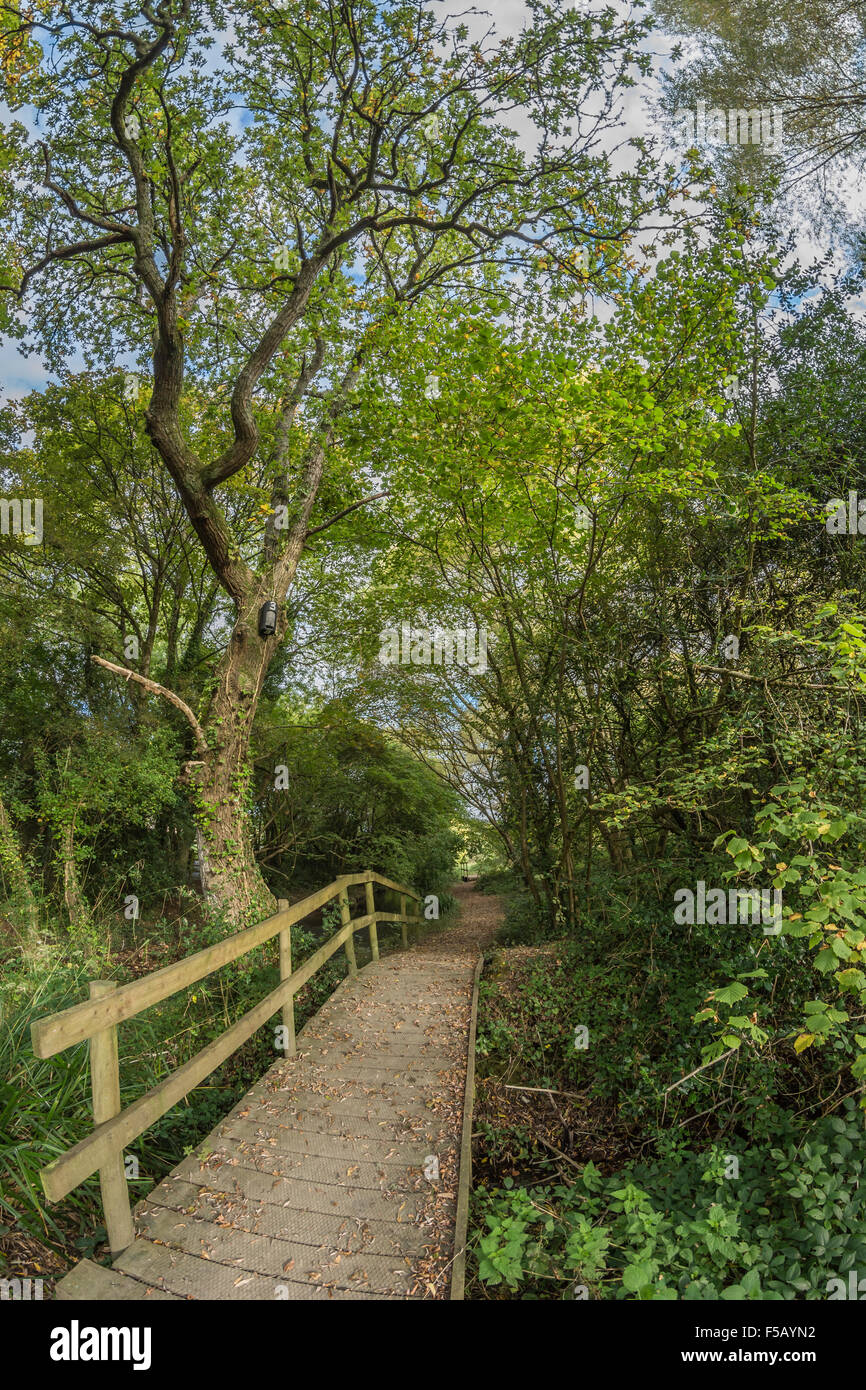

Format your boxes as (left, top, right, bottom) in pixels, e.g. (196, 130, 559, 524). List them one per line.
(91, 654, 208, 754)
(305, 490, 389, 539)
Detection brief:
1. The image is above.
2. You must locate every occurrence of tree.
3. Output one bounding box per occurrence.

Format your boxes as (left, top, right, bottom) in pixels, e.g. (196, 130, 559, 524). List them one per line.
(0, 788, 38, 941)
(0, 0, 660, 921)
(654, 0, 866, 226)
(302, 205, 771, 922)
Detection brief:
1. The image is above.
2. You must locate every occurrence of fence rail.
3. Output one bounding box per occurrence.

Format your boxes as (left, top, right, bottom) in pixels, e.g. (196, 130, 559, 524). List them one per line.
(30, 870, 422, 1254)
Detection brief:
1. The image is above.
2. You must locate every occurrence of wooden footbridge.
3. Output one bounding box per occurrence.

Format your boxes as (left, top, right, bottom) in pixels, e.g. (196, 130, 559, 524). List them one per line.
(32, 875, 495, 1301)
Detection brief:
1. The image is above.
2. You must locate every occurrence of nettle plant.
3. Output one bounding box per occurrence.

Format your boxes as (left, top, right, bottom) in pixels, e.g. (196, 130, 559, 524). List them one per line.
(698, 617, 866, 1098)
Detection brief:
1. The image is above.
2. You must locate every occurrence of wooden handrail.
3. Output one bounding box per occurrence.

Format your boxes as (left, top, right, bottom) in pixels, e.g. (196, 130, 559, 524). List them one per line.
(31, 872, 418, 1059)
(31, 870, 422, 1253)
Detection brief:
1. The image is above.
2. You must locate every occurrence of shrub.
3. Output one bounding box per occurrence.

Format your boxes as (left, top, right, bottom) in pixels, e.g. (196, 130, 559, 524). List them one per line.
(472, 1103, 866, 1300)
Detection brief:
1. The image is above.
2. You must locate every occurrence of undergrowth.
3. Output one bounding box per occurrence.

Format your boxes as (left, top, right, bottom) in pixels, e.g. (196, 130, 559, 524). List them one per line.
(467, 879, 866, 1300)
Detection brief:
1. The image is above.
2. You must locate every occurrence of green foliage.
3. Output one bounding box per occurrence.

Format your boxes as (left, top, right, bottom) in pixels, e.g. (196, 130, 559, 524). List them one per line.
(475, 902, 775, 1121)
(254, 712, 461, 898)
(1, 0, 865, 1303)
(472, 1105, 866, 1299)
(496, 893, 552, 946)
(681, 615, 866, 1091)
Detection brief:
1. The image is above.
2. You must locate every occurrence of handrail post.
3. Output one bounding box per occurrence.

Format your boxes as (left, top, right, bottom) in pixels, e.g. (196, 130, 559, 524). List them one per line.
(89, 980, 135, 1255)
(399, 893, 408, 949)
(277, 899, 296, 1056)
(365, 875, 378, 962)
(339, 888, 357, 975)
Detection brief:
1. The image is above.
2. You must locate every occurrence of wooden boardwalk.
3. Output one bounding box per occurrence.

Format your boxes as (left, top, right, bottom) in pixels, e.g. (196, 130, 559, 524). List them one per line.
(55, 884, 499, 1301)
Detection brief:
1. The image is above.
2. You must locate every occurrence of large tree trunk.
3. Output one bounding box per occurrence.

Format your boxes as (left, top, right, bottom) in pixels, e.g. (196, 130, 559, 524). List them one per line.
(193, 601, 279, 924)
(126, 293, 358, 928)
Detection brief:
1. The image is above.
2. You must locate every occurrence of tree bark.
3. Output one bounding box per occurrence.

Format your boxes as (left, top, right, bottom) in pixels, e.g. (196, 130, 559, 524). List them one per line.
(61, 814, 89, 933)
(138, 369, 359, 927)
(193, 596, 279, 921)
(0, 792, 39, 941)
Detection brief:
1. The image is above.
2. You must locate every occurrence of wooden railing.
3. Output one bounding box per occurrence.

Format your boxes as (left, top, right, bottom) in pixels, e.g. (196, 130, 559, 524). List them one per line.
(30, 871, 422, 1255)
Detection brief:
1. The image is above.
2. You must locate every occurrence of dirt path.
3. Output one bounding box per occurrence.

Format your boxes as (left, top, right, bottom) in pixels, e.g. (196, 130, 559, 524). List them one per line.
(416, 879, 503, 960)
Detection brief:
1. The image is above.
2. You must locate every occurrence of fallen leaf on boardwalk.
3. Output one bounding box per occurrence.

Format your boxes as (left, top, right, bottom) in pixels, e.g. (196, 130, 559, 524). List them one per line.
(283, 1259, 295, 1272)
(233, 1276, 252, 1287)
